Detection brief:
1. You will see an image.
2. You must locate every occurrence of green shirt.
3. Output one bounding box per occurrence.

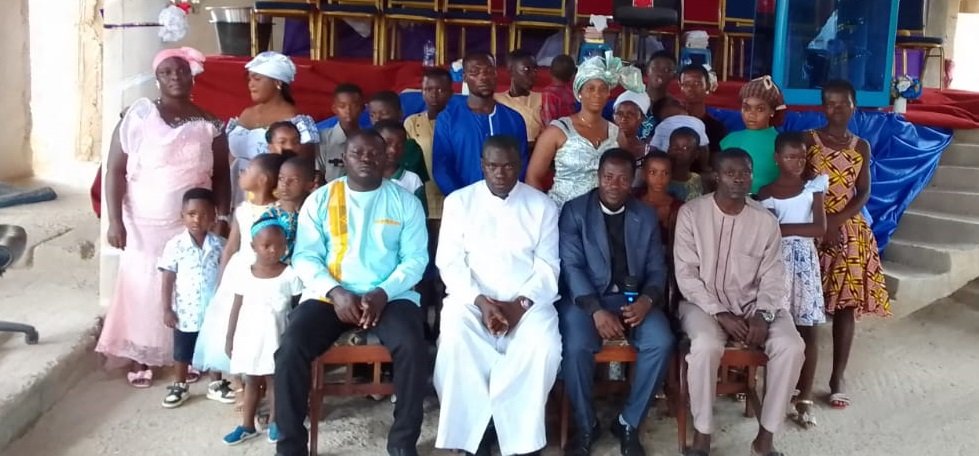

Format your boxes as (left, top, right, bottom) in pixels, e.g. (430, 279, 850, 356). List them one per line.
(720, 127, 779, 194)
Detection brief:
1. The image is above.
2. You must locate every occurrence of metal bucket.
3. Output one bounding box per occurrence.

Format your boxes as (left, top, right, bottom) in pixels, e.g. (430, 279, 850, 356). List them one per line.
(206, 6, 272, 56)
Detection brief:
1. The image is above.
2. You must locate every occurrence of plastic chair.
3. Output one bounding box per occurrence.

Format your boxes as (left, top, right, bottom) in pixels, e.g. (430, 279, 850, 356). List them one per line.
(0, 225, 39, 345)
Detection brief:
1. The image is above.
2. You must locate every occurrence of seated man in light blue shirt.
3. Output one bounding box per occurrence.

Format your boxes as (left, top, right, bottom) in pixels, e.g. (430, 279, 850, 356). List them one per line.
(274, 129, 430, 456)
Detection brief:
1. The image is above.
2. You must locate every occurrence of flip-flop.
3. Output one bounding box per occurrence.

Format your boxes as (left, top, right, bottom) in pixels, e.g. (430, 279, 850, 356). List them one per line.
(828, 392, 850, 409)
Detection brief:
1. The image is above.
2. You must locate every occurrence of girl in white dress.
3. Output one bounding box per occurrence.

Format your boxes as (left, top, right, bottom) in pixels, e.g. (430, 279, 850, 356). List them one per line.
(757, 131, 827, 430)
(222, 217, 302, 445)
(193, 154, 287, 402)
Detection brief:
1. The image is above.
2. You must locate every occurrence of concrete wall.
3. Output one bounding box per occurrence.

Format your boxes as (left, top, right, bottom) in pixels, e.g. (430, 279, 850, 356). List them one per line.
(0, 0, 32, 180)
(923, 0, 961, 87)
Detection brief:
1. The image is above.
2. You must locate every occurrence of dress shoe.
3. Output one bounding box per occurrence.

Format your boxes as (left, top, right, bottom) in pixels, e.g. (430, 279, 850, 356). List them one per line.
(565, 421, 602, 456)
(610, 418, 646, 456)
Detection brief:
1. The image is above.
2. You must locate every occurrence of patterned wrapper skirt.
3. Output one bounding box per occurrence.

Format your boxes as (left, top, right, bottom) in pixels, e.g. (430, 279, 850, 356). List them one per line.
(781, 238, 826, 326)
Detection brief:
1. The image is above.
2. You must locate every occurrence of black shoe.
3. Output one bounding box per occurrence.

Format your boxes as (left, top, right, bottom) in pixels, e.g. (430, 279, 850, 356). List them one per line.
(565, 421, 601, 456)
(610, 418, 646, 456)
(387, 447, 418, 456)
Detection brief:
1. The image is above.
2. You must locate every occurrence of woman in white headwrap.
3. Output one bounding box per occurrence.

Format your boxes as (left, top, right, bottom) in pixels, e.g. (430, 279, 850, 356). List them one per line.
(97, 47, 231, 387)
(526, 52, 646, 207)
(227, 51, 319, 205)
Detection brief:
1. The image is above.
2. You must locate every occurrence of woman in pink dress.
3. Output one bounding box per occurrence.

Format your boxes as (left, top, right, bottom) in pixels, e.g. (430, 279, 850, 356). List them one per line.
(96, 47, 231, 387)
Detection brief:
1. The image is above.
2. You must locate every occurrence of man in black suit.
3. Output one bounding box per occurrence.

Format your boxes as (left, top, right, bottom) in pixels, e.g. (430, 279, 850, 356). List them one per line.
(557, 148, 676, 456)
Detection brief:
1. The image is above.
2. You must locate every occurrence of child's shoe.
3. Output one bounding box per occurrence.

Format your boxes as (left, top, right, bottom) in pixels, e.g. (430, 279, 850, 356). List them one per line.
(207, 379, 236, 404)
(161, 382, 189, 408)
(267, 422, 280, 444)
(222, 426, 258, 445)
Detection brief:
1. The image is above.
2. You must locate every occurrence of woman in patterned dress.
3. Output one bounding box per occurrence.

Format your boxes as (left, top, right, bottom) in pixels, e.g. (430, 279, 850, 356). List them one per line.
(98, 48, 231, 387)
(805, 80, 891, 410)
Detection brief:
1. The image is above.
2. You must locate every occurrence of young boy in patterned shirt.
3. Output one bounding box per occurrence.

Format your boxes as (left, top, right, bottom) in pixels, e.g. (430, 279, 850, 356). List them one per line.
(158, 188, 226, 408)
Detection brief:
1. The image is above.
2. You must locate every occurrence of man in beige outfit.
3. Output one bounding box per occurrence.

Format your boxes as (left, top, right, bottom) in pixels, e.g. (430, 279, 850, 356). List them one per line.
(673, 148, 804, 456)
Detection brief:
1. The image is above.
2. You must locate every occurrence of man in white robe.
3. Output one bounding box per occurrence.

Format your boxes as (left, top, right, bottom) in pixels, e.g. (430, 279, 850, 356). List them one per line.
(434, 135, 562, 456)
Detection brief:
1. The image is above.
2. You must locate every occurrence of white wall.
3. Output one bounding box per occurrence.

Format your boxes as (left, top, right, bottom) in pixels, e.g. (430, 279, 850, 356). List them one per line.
(0, 0, 32, 180)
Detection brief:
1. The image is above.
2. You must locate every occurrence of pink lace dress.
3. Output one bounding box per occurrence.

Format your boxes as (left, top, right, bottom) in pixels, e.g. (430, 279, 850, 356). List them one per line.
(95, 98, 220, 367)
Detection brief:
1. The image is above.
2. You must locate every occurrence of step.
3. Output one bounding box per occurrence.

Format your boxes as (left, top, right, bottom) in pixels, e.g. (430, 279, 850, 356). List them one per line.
(954, 129, 979, 144)
(928, 165, 979, 191)
(939, 143, 979, 167)
(890, 209, 979, 244)
(882, 261, 952, 318)
(911, 188, 979, 216)
(882, 239, 953, 273)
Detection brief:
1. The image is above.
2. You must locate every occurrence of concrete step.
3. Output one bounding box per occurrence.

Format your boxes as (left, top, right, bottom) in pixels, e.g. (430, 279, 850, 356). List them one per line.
(953, 129, 979, 144)
(882, 240, 979, 318)
(911, 189, 979, 216)
(890, 209, 979, 244)
(882, 239, 954, 273)
(928, 165, 979, 191)
(883, 261, 950, 318)
(939, 143, 979, 168)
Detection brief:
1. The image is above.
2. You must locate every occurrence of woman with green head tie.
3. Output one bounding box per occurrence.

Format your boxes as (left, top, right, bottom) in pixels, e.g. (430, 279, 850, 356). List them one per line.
(527, 52, 645, 208)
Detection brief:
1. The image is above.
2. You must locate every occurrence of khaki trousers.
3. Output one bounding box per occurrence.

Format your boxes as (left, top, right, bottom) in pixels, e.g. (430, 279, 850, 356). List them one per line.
(679, 301, 805, 434)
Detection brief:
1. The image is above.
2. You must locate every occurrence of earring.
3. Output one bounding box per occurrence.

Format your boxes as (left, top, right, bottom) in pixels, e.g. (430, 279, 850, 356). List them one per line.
(155, 80, 161, 90)
(277, 83, 282, 91)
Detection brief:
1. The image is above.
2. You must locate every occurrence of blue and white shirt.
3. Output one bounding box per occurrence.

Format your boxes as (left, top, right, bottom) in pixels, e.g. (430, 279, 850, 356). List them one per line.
(158, 231, 226, 332)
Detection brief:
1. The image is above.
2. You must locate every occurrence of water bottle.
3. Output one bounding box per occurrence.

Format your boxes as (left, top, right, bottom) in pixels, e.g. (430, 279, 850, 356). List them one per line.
(422, 40, 436, 67)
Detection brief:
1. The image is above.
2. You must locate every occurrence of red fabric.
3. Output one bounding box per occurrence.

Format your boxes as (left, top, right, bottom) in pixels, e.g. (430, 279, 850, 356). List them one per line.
(577, 0, 613, 15)
(633, 0, 654, 7)
(684, 0, 721, 24)
(192, 57, 979, 130)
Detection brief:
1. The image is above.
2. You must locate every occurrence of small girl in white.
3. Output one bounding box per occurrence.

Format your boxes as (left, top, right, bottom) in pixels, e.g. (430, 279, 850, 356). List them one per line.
(757, 131, 827, 430)
(222, 217, 302, 445)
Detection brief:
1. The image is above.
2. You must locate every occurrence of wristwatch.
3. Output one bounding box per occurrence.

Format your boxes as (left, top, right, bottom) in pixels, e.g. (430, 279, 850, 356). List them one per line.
(757, 309, 776, 324)
(518, 297, 534, 310)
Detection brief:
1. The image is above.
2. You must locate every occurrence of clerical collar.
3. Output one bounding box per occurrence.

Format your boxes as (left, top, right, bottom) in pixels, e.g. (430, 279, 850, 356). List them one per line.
(600, 201, 625, 215)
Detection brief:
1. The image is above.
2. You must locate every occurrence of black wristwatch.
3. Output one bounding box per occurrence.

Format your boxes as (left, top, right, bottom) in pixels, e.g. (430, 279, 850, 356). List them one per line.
(757, 309, 776, 324)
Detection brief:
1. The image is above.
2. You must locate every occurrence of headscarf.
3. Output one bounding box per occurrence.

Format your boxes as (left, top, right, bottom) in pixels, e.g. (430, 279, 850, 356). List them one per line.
(573, 51, 644, 100)
(246, 51, 297, 84)
(613, 90, 651, 114)
(739, 75, 786, 111)
(250, 215, 289, 240)
(152, 47, 205, 76)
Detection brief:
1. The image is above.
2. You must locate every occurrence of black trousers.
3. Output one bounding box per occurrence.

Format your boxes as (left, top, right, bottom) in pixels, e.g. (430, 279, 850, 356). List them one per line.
(275, 299, 428, 456)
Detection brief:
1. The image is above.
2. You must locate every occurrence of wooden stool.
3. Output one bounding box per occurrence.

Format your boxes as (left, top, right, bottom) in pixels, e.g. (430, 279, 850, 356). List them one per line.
(308, 333, 394, 456)
(675, 342, 768, 453)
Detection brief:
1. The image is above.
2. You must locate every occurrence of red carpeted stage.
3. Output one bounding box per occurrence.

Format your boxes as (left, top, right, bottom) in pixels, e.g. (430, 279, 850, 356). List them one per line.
(193, 56, 979, 129)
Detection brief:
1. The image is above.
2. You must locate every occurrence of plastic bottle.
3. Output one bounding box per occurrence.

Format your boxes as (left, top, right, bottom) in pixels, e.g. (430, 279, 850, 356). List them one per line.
(423, 39, 436, 67)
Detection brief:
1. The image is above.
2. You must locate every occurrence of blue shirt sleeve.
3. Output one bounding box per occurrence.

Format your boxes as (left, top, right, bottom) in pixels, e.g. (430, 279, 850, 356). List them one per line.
(291, 187, 340, 299)
(433, 108, 460, 196)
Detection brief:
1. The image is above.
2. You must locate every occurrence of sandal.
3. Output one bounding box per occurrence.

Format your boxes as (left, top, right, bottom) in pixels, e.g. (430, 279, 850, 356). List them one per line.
(828, 392, 850, 409)
(127, 369, 153, 388)
(186, 367, 202, 384)
(790, 399, 817, 429)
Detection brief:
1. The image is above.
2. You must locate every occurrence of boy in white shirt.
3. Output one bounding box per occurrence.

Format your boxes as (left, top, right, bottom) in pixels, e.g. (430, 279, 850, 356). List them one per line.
(375, 120, 429, 216)
(158, 188, 226, 408)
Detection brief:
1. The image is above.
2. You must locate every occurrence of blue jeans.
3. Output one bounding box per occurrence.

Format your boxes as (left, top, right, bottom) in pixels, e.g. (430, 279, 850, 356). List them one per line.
(558, 298, 675, 430)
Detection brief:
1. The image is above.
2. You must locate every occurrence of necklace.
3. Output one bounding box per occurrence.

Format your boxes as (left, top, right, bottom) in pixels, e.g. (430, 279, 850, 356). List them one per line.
(822, 129, 852, 145)
(576, 115, 604, 148)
